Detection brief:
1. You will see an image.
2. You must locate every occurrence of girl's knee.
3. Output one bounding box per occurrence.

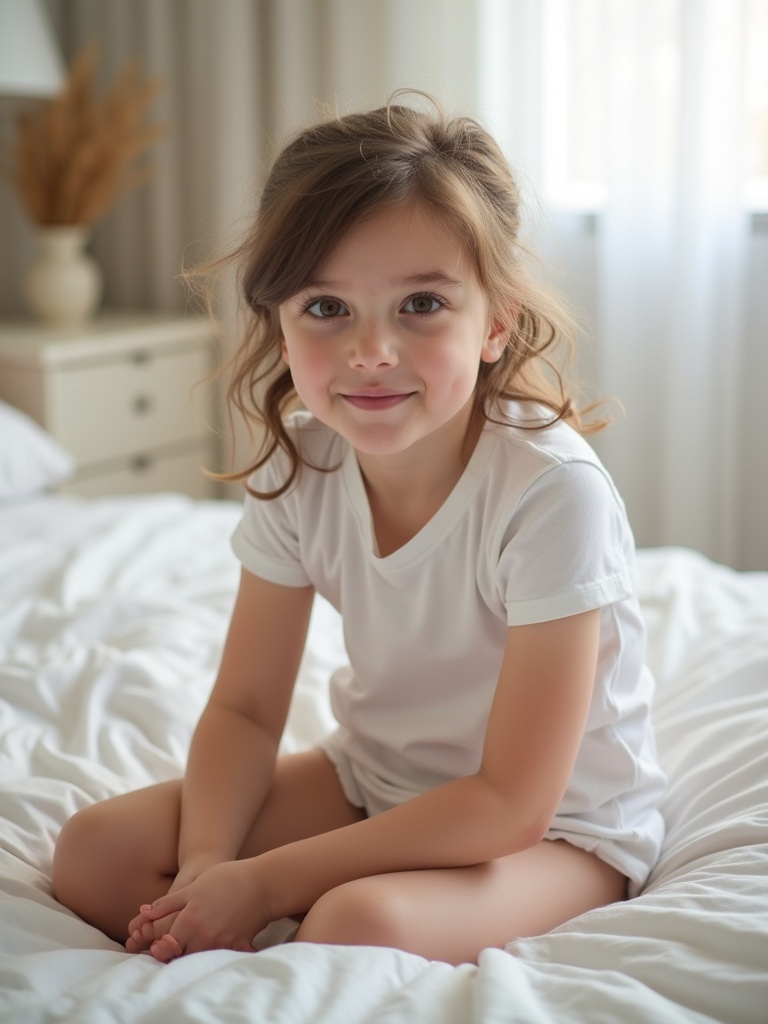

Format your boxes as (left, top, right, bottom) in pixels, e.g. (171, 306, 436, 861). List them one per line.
(52, 802, 120, 907)
(53, 807, 91, 896)
(297, 877, 410, 950)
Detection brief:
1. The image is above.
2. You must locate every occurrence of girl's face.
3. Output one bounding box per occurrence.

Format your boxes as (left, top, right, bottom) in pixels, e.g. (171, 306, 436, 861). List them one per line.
(278, 203, 505, 467)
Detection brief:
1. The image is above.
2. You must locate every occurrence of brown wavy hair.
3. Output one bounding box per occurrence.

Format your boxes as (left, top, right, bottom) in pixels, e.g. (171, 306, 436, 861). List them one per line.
(204, 92, 607, 498)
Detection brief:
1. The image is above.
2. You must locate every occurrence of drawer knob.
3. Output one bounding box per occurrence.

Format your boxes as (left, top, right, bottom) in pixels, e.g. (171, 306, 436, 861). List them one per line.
(132, 394, 154, 415)
(130, 453, 153, 472)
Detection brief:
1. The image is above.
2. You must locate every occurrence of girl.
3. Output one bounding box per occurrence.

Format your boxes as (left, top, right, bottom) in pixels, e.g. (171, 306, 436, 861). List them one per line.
(52, 95, 665, 966)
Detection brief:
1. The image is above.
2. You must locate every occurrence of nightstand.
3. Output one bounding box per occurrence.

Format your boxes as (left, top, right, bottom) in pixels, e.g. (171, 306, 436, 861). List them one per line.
(0, 312, 218, 498)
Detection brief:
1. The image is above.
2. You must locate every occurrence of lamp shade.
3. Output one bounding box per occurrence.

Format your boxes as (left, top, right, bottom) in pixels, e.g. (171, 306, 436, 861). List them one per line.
(0, 0, 64, 97)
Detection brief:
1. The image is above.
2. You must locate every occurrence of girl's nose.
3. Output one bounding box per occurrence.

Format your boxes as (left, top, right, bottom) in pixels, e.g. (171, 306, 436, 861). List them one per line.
(348, 323, 399, 369)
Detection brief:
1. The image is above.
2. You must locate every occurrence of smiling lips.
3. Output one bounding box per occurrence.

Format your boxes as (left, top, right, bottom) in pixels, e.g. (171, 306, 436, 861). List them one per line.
(340, 390, 415, 411)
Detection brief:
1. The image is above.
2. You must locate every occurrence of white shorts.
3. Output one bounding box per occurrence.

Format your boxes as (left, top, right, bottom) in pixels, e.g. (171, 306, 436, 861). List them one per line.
(320, 729, 404, 818)
(319, 728, 664, 896)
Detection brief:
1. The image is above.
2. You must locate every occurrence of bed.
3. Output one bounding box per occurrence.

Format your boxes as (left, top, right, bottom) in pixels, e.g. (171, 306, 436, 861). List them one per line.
(1, 402, 767, 1023)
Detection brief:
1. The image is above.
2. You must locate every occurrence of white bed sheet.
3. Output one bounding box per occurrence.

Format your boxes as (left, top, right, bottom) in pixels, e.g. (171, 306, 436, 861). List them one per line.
(0, 493, 766, 1023)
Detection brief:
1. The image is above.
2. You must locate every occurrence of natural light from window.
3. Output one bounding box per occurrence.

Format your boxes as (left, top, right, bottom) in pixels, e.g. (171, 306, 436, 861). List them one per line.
(539, 0, 768, 211)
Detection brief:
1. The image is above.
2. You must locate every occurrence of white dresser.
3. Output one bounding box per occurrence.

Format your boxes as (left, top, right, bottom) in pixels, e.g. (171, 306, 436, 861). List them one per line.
(0, 312, 218, 498)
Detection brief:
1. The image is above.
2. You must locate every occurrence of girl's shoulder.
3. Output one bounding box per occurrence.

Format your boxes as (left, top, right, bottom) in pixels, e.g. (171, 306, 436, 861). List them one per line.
(483, 402, 616, 496)
(242, 412, 345, 500)
(480, 402, 631, 549)
(487, 401, 604, 464)
(285, 410, 346, 469)
(484, 405, 637, 621)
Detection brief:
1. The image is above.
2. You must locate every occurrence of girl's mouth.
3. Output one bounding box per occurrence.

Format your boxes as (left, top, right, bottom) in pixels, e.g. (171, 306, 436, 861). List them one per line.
(341, 392, 414, 411)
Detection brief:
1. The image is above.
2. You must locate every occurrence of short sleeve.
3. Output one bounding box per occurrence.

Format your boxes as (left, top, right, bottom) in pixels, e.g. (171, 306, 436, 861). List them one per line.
(230, 453, 312, 588)
(497, 460, 634, 626)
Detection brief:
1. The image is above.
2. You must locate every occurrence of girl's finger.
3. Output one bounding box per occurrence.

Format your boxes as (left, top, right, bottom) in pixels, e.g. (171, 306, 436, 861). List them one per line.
(127, 910, 150, 934)
(149, 932, 184, 963)
(125, 933, 143, 954)
(140, 892, 184, 919)
(125, 916, 153, 953)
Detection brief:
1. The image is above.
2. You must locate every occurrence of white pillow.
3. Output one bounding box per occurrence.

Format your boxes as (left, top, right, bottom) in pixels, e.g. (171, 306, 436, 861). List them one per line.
(0, 401, 76, 500)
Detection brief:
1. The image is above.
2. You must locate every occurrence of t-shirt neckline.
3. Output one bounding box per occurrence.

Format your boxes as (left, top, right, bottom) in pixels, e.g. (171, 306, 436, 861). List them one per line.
(341, 422, 499, 570)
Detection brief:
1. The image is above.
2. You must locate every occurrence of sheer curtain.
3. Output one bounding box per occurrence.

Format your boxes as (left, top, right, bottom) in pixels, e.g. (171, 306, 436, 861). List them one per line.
(593, 0, 749, 566)
(480, 0, 755, 566)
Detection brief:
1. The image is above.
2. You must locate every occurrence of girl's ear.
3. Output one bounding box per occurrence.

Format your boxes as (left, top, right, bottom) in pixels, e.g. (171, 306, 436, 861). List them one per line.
(480, 313, 509, 364)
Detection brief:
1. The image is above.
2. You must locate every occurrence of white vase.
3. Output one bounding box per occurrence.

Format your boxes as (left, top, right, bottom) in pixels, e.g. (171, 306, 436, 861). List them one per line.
(24, 226, 103, 327)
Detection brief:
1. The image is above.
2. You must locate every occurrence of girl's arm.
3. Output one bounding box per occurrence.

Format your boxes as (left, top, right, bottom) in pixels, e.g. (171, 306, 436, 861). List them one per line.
(175, 568, 314, 880)
(142, 607, 601, 954)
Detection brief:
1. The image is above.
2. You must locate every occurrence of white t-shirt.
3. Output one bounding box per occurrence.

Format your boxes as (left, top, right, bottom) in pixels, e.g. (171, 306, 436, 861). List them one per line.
(232, 406, 666, 889)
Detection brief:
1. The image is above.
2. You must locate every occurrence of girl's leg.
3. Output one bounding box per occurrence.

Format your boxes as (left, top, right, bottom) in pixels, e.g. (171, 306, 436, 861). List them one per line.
(296, 839, 627, 965)
(52, 749, 364, 944)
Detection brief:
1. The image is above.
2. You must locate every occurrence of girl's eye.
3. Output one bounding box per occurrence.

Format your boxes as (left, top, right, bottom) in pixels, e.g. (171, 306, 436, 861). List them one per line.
(305, 297, 347, 318)
(402, 293, 443, 314)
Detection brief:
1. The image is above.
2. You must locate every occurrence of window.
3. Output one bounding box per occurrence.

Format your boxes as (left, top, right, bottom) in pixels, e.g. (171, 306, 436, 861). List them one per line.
(744, 0, 768, 207)
(539, 0, 768, 211)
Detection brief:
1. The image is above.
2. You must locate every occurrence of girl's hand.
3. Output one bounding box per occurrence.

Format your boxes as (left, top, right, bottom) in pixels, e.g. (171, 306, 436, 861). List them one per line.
(125, 855, 223, 955)
(129, 860, 271, 962)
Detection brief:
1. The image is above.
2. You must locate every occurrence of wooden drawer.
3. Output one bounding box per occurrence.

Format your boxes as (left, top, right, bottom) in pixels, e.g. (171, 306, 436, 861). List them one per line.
(61, 443, 214, 498)
(47, 346, 207, 465)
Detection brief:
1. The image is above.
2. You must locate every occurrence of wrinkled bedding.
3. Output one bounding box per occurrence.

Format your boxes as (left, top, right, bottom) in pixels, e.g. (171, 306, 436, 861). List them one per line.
(1, 493, 766, 1023)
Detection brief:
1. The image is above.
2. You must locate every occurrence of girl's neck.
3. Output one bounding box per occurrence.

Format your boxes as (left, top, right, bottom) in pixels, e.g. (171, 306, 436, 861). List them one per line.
(355, 404, 485, 557)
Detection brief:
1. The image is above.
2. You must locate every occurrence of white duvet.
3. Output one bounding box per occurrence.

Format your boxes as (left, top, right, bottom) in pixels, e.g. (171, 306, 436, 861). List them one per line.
(1, 493, 766, 1023)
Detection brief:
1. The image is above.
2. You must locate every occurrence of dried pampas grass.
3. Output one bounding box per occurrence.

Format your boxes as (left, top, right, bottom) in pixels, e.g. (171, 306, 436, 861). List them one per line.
(10, 43, 166, 226)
